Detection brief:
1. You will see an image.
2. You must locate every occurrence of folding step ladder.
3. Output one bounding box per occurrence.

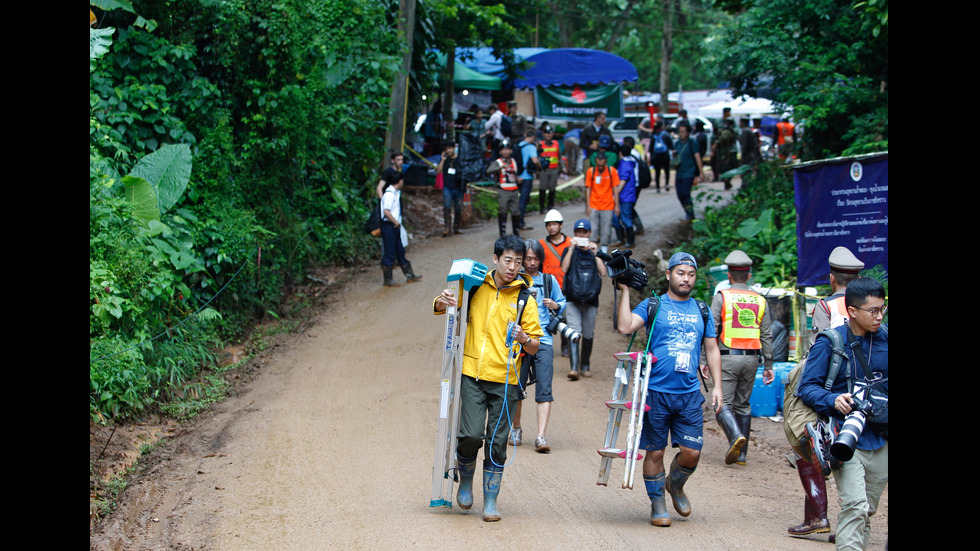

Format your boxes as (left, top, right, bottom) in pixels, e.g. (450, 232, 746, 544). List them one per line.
(430, 259, 487, 508)
(597, 351, 656, 490)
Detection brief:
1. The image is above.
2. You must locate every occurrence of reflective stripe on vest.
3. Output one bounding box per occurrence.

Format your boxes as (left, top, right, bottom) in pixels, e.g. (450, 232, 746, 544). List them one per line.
(719, 289, 766, 349)
(824, 295, 849, 329)
(497, 158, 519, 190)
(540, 140, 560, 168)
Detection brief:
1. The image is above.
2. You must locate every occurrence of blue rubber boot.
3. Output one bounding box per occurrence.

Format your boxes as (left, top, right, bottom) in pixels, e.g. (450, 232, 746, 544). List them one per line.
(644, 471, 671, 526)
(455, 453, 477, 510)
(482, 461, 505, 522)
(665, 454, 696, 517)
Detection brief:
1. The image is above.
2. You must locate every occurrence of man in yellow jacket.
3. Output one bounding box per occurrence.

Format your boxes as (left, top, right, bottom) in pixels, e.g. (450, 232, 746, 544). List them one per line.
(432, 235, 543, 522)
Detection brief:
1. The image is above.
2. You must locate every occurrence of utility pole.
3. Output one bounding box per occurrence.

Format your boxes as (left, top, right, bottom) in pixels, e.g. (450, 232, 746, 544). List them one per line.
(384, 0, 417, 168)
(659, 0, 674, 118)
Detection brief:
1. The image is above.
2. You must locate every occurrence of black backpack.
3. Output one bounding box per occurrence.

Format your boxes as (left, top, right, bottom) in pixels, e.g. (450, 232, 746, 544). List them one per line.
(633, 154, 652, 189)
(563, 249, 602, 304)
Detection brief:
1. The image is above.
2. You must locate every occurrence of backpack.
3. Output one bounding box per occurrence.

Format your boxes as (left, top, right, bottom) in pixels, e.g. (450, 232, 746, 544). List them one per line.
(364, 199, 382, 236)
(500, 115, 513, 138)
(562, 249, 602, 304)
(782, 328, 851, 455)
(512, 140, 527, 177)
(633, 154, 652, 189)
(652, 131, 668, 156)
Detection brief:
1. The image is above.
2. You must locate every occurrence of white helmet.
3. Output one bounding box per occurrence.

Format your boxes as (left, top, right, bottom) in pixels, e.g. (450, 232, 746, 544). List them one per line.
(544, 209, 563, 223)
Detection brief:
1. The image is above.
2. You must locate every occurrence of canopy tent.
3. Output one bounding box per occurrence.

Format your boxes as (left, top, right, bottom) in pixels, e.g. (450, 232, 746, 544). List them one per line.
(453, 47, 547, 79)
(699, 97, 781, 119)
(512, 48, 638, 89)
(432, 51, 503, 90)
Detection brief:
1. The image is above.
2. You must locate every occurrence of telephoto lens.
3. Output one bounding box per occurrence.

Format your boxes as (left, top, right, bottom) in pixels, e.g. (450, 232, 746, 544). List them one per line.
(830, 384, 872, 462)
(557, 322, 581, 343)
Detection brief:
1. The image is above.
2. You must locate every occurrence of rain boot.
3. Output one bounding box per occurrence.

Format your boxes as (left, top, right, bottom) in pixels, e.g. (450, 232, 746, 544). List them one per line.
(546, 188, 555, 212)
(511, 214, 523, 237)
(633, 212, 644, 235)
(664, 454, 696, 517)
(610, 226, 625, 248)
(624, 227, 635, 249)
(715, 405, 746, 465)
(400, 262, 423, 283)
(567, 338, 580, 380)
(498, 214, 508, 237)
(735, 413, 751, 465)
(442, 207, 452, 237)
(644, 471, 671, 526)
(482, 461, 504, 522)
(579, 338, 593, 377)
(538, 189, 546, 214)
(382, 265, 400, 287)
(788, 458, 832, 537)
(455, 453, 477, 510)
(453, 207, 462, 234)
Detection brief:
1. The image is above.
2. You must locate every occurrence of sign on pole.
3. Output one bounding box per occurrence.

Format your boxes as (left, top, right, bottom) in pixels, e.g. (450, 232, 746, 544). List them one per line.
(793, 153, 888, 286)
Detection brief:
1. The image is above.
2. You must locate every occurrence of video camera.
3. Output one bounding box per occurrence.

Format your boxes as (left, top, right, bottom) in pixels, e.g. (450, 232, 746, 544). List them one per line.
(596, 248, 649, 291)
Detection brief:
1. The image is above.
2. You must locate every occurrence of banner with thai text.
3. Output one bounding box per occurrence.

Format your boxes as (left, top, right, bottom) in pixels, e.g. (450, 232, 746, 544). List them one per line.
(794, 154, 888, 286)
(534, 83, 624, 120)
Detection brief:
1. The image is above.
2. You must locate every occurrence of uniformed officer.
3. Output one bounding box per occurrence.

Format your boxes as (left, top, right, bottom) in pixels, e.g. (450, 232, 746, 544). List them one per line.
(807, 246, 864, 352)
(788, 245, 863, 541)
(703, 250, 773, 465)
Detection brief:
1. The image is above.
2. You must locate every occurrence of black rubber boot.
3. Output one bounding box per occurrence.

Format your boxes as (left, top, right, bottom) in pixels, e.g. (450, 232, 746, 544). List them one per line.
(625, 227, 635, 248)
(568, 338, 580, 380)
(442, 208, 452, 237)
(538, 190, 546, 214)
(715, 405, 746, 465)
(664, 454, 696, 517)
(579, 337, 593, 377)
(400, 262, 423, 283)
(735, 413, 751, 465)
(498, 214, 508, 237)
(546, 189, 555, 212)
(633, 212, 644, 235)
(383, 265, 400, 287)
(511, 214, 522, 237)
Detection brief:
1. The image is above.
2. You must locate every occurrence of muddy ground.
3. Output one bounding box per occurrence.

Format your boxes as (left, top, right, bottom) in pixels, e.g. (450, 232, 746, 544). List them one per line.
(90, 174, 887, 550)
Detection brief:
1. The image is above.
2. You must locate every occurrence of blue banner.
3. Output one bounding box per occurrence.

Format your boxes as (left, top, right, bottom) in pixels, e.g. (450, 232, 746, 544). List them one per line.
(794, 155, 888, 286)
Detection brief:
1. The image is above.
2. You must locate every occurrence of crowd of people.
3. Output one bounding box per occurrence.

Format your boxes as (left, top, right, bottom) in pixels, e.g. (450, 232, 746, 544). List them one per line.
(396, 104, 885, 549)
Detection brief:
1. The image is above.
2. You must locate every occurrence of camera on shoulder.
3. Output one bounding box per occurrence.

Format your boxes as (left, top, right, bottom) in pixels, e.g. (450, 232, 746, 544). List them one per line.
(596, 248, 649, 291)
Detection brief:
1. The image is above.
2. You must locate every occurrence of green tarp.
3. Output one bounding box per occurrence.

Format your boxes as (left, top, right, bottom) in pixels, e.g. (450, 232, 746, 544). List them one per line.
(432, 52, 503, 91)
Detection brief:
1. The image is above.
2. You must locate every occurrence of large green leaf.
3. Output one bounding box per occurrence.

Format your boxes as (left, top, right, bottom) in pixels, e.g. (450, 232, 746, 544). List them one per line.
(90, 28, 115, 61)
(122, 175, 160, 223)
(129, 144, 192, 214)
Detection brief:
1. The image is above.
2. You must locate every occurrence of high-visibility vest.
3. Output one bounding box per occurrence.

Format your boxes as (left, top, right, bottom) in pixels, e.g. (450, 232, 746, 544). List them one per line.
(497, 158, 519, 190)
(821, 294, 849, 329)
(539, 139, 560, 169)
(719, 289, 766, 349)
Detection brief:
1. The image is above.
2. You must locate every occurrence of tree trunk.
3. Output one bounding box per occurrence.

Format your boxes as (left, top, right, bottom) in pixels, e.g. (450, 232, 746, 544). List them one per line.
(384, 0, 417, 168)
(443, 44, 455, 145)
(659, 0, 674, 117)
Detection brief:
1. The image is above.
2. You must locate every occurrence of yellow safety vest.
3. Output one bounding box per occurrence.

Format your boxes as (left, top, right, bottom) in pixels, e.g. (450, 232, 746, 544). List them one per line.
(719, 289, 766, 349)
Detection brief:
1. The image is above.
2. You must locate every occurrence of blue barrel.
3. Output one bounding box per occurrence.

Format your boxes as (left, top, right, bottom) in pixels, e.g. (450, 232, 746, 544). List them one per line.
(772, 362, 797, 411)
(750, 367, 778, 417)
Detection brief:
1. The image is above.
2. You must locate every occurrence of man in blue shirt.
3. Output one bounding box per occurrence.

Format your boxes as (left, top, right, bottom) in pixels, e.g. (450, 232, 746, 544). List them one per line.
(615, 252, 723, 527)
(518, 129, 541, 232)
(797, 278, 888, 551)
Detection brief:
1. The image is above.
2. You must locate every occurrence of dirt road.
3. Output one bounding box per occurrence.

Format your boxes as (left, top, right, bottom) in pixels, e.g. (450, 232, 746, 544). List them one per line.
(90, 178, 887, 550)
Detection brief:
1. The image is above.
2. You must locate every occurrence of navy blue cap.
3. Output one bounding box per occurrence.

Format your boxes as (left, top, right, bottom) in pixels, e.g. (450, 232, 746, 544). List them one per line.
(574, 219, 591, 231)
(668, 252, 698, 271)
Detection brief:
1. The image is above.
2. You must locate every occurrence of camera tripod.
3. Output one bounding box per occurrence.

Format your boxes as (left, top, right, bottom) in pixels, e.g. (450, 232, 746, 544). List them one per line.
(430, 259, 487, 508)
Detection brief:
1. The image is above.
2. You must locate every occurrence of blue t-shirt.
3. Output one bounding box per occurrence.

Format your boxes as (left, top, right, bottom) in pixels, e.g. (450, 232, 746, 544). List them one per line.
(528, 272, 566, 347)
(615, 155, 638, 203)
(520, 141, 538, 180)
(632, 295, 716, 394)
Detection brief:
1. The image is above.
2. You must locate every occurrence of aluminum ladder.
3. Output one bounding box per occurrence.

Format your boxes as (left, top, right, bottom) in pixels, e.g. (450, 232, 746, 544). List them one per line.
(597, 351, 655, 490)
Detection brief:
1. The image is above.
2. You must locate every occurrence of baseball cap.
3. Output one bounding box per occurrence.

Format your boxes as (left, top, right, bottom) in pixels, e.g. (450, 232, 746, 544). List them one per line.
(573, 219, 591, 231)
(668, 252, 698, 271)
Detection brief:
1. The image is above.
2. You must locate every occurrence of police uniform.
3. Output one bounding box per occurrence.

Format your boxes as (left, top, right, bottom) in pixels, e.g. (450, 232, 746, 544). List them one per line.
(708, 250, 773, 465)
(807, 246, 864, 350)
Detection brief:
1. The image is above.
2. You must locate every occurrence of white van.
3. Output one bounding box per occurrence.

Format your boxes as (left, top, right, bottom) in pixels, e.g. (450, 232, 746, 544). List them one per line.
(608, 113, 713, 145)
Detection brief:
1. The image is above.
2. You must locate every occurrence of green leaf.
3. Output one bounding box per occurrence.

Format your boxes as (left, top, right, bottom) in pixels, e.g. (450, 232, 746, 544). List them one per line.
(122, 175, 160, 223)
(90, 28, 115, 61)
(129, 144, 193, 214)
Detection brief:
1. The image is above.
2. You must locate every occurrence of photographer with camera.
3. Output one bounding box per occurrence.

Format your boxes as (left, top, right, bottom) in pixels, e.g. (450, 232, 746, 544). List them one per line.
(797, 277, 888, 551)
(560, 219, 607, 380)
(615, 252, 723, 527)
(511, 240, 566, 454)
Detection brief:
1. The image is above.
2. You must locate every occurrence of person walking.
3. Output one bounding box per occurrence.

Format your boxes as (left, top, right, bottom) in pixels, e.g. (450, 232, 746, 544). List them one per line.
(537, 126, 561, 215)
(672, 122, 705, 222)
(612, 139, 640, 249)
(584, 150, 621, 253)
(436, 141, 464, 237)
(511, 240, 565, 453)
(379, 170, 422, 286)
(539, 209, 574, 357)
(703, 250, 774, 466)
(517, 129, 541, 232)
(431, 235, 543, 522)
(485, 140, 522, 238)
(648, 120, 673, 193)
(560, 219, 606, 380)
(797, 278, 888, 551)
(614, 252, 724, 527)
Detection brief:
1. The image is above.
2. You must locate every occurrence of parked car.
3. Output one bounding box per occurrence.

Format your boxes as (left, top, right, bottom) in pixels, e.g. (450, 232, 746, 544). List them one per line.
(608, 113, 714, 146)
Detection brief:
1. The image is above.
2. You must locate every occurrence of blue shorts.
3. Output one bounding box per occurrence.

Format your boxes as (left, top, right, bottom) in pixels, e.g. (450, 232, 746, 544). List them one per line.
(518, 344, 554, 402)
(639, 390, 705, 451)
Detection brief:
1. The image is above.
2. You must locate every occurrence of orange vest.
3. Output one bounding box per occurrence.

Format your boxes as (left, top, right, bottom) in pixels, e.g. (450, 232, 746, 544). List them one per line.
(821, 295, 849, 329)
(539, 236, 571, 289)
(539, 139, 560, 169)
(776, 121, 795, 145)
(497, 158, 519, 190)
(719, 289, 766, 349)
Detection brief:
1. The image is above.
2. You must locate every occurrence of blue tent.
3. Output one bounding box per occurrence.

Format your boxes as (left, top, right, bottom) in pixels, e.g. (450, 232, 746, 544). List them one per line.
(512, 48, 638, 89)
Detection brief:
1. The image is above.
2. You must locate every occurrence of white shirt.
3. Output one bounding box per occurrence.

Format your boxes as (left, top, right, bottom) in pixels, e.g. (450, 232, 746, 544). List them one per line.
(486, 111, 504, 141)
(381, 186, 401, 223)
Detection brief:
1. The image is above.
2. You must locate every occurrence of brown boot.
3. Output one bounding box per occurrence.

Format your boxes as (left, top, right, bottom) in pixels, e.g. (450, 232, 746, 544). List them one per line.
(788, 458, 832, 537)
